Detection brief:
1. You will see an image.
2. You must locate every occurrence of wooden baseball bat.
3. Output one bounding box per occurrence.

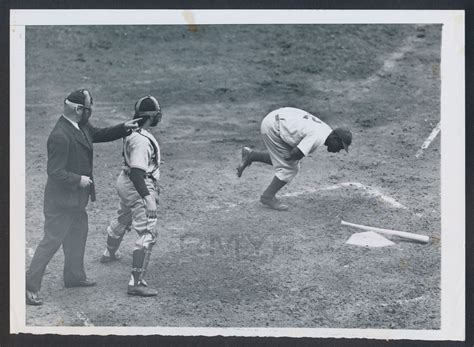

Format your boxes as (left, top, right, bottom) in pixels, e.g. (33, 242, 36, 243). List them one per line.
(341, 220, 430, 244)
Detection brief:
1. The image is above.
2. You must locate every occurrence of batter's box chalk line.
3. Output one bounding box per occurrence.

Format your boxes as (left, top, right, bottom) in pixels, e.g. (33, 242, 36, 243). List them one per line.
(415, 121, 441, 159)
(282, 182, 408, 210)
(206, 182, 408, 213)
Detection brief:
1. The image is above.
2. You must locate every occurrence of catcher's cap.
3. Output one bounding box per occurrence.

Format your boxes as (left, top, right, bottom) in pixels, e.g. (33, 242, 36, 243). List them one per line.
(135, 95, 161, 116)
(65, 89, 92, 105)
(333, 127, 352, 153)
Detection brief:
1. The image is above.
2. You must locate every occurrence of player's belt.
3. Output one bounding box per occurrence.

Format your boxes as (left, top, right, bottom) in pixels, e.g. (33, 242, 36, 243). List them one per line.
(123, 169, 156, 181)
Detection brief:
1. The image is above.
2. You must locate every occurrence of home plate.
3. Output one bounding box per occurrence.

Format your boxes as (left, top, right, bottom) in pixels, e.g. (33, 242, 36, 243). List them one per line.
(346, 231, 395, 247)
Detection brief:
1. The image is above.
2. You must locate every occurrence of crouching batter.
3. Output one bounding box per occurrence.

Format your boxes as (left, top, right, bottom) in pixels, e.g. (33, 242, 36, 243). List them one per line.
(237, 107, 352, 211)
(100, 95, 162, 297)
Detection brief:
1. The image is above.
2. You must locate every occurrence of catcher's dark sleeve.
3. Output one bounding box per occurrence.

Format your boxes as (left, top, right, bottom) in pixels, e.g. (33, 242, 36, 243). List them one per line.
(129, 168, 150, 198)
(87, 122, 131, 143)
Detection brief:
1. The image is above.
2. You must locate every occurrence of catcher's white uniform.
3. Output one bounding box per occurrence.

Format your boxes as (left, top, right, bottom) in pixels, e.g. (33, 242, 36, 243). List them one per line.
(107, 128, 161, 250)
(260, 107, 332, 182)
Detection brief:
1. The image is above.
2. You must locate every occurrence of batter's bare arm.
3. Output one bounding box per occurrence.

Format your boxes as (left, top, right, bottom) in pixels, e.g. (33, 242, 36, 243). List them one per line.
(284, 147, 304, 161)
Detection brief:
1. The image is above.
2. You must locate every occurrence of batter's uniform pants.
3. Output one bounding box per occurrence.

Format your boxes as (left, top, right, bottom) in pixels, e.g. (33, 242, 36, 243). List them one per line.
(261, 111, 301, 183)
(107, 171, 159, 249)
(26, 203, 89, 292)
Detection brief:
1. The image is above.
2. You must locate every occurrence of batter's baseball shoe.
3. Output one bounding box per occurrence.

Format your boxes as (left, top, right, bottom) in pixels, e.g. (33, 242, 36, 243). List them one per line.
(260, 195, 289, 211)
(26, 290, 43, 306)
(127, 282, 158, 297)
(100, 250, 122, 263)
(236, 147, 252, 177)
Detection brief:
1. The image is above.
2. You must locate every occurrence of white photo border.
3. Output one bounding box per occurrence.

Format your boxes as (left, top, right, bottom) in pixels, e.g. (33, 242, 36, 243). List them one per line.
(10, 9, 465, 341)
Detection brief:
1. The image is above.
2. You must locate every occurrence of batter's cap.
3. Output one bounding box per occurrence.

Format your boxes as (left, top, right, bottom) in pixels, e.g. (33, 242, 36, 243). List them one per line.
(135, 95, 161, 116)
(333, 127, 352, 153)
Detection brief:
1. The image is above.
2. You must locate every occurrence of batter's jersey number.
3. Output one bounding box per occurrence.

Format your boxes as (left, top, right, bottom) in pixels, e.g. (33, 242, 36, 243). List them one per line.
(303, 114, 321, 124)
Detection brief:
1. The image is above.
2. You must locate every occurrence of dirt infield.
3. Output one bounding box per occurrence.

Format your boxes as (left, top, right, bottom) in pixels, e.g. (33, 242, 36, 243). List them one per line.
(25, 24, 441, 329)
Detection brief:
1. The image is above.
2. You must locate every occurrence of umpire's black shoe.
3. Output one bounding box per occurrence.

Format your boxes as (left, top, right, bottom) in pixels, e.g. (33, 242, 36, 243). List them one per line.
(26, 290, 43, 306)
(65, 279, 97, 288)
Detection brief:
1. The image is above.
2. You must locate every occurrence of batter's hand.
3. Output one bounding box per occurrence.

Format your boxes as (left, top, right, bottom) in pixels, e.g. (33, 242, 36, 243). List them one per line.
(144, 195, 158, 219)
(79, 175, 93, 188)
(124, 118, 141, 130)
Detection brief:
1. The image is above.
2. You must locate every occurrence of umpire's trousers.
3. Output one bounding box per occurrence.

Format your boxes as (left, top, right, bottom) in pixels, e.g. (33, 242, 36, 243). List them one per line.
(26, 204, 89, 292)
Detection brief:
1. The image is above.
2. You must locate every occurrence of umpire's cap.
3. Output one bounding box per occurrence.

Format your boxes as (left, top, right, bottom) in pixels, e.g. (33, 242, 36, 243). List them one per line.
(333, 127, 352, 153)
(65, 89, 92, 105)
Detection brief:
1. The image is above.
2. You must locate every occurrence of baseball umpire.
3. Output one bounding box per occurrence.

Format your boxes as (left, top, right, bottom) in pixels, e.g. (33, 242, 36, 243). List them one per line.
(99, 95, 163, 297)
(26, 89, 140, 306)
(237, 107, 352, 211)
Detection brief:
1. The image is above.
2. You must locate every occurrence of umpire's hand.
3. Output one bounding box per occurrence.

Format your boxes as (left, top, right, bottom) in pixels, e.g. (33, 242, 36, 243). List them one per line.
(124, 118, 141, 130)
(79, 175, 93, 188)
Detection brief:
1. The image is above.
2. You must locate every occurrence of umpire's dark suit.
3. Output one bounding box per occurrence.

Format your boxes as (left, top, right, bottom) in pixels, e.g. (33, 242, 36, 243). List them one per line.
(26, 116, 129, 291)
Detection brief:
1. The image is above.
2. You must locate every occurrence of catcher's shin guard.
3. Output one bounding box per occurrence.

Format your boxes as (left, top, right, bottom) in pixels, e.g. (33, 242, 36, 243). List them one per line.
(106, 234, 124, 255)
(128, 248, 157, 296)
(139, 243, 154, 282)
(100, 231, 126, 263)
(131, 249, 146, 284)
(132, 226, 158, 281)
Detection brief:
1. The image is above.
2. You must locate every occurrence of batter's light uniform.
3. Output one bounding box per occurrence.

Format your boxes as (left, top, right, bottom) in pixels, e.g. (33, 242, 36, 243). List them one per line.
(237, 106, 352, 211)
(261, 107, 333, 183)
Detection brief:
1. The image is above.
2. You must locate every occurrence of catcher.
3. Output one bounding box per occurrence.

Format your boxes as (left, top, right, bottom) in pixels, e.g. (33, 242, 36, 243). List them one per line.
(99, 95, 163, 297)
(237, 107, 352, 211)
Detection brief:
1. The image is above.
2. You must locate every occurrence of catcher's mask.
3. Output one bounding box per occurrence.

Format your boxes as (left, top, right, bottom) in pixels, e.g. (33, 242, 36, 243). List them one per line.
(133, 95, 162, 127)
